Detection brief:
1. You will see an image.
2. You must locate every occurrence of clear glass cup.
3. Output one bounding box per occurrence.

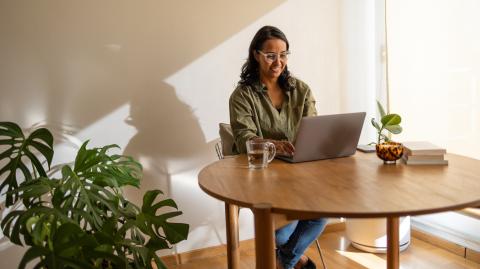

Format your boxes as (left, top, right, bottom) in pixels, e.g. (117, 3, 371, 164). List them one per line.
(246, 140, 276, 169)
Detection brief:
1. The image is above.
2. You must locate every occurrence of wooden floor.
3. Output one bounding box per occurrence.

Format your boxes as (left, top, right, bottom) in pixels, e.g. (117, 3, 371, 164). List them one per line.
(169, 231, 480, 269)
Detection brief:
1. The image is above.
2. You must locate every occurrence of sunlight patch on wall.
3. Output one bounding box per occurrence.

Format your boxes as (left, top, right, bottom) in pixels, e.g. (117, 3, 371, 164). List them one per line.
(165, 0, 342, 142)
(163, 6, 284, 142)
(74, 103, 137, 149)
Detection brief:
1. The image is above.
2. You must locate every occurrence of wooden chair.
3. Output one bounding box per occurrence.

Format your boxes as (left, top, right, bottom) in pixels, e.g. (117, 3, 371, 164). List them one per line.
(216, 123, 328, 269)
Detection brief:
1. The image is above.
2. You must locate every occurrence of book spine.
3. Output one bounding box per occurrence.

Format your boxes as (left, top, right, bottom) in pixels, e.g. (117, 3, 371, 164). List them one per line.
(402, 157, 449, 165)
(404, 154, 445, 161)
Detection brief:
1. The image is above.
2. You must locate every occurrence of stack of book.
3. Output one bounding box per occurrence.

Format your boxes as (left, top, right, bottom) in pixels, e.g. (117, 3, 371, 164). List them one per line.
(402, 141, 448, 165)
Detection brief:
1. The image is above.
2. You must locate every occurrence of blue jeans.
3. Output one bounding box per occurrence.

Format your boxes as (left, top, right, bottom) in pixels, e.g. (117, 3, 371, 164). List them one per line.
(275, 218, 328, 269)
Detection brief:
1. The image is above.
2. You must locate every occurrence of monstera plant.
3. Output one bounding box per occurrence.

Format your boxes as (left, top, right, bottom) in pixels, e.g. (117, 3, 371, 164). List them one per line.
(0, 122, 188, 268)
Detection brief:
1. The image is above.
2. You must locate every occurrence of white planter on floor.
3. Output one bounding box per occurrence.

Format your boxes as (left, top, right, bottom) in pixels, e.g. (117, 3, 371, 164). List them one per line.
(346, 217, 411, 253)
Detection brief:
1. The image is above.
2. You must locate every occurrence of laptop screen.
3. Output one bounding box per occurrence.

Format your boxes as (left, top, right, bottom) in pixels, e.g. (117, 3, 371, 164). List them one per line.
(279, 112, 366, 163)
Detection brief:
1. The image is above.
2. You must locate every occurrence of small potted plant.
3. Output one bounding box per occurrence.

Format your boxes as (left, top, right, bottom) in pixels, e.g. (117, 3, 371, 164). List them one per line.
(0, 122, 189, 268)
(371, 101, 404, 164)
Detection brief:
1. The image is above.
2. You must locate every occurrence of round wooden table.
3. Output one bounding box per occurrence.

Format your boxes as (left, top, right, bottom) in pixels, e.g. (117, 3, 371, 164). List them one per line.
(198, 152, 480, 269)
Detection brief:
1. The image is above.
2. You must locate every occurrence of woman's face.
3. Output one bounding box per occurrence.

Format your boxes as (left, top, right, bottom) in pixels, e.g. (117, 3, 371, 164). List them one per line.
(254, 38, 288, 81)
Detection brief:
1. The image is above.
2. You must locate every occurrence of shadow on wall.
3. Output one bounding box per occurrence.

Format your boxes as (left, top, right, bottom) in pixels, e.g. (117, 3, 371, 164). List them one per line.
(122, 81, 223, 254)
(123, 82, 215, 204)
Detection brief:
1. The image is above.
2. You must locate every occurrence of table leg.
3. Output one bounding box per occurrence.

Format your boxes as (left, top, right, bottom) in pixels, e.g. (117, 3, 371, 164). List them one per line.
(225, 203, 240, 269)
(386, 217, 400, 269)
(253, 203, 276, 269)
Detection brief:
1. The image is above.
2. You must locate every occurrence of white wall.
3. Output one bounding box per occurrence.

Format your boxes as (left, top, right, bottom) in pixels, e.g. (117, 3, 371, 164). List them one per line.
(1, 0, 373, 264)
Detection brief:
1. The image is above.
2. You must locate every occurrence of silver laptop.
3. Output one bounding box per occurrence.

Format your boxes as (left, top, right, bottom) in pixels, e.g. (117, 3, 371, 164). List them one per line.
(277, 112, 366, 163)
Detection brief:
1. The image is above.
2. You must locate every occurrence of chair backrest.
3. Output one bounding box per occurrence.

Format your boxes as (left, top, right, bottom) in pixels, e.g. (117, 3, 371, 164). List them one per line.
(216, 123, 234, 159)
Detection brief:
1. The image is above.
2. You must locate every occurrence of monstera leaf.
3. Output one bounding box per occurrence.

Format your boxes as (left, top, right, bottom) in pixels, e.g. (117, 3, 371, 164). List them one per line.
(133, 190, 189, 269)
(51, 141, 142, 230)
(139, 190, 189, 244)
(72, 141, 142, 188)
(0, 122, 54, 207)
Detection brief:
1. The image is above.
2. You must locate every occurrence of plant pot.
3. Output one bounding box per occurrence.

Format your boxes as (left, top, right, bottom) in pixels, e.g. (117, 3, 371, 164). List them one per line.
(376, 142, 404, 164)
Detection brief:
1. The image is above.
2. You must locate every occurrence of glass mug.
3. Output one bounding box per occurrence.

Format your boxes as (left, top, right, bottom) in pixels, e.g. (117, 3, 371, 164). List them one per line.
(246, 140, 276, 169)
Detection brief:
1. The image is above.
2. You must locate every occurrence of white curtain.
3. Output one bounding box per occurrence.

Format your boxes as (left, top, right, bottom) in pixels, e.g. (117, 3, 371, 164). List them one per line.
(388, 0, 480, 160)
(339, 0, 387, 145)
(387, 0, 480, 248)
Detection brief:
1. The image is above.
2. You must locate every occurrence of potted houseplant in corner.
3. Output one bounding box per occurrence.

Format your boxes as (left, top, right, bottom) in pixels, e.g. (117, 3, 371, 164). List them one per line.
(0, 121, 189, 268)
(371, 101, 404, 164)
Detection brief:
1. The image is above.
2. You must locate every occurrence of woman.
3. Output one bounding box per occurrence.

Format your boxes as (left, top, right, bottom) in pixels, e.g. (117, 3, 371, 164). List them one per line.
(229, 26, 328, 269)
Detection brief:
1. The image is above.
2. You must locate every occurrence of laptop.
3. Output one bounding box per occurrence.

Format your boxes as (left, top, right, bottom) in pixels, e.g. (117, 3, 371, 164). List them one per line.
(277, 112, 366, 163)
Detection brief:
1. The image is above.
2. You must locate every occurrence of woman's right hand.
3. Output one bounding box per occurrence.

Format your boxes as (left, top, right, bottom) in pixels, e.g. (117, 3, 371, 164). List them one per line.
(272, 140, 295, 157)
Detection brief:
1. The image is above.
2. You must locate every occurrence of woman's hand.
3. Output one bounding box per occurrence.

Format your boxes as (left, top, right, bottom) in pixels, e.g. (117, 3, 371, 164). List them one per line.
(272, 140, 295, 157)
(252, 138, 295, 157)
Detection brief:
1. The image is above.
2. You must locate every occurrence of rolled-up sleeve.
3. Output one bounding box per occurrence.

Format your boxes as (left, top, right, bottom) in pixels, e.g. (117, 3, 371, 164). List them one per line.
(229, 89, 259, 153)
(302, 85, 317, 117)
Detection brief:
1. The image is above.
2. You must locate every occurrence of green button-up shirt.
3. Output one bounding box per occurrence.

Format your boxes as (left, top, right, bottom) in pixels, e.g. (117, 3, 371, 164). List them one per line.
(229, 78, 317, 153)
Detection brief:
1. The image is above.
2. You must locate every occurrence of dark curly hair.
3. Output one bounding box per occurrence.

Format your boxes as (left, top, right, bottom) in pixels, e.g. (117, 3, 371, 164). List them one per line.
(239, 26, 295, 91)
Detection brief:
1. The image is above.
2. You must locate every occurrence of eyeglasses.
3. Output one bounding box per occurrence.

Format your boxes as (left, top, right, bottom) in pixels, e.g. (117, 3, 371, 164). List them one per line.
(256, 50, 290, 63)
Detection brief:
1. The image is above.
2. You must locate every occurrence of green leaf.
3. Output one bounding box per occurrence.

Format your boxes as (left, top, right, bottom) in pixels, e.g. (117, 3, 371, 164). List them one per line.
(23, 150, 48, 177)
(145, 238, 169, 251)
(73, 141, 89, 172)
(384, 125, 403, 134)
(152, 199, 178, 212)
(0, 122, 23, 137)
(1, 205, 75, 248)
(29, 128, 53, 148)
(371, 118, 381, 131)
(376, 100, 386, 118)
(138, 190, 189, 246)
(72, 142, 141, 188)
(0, 122, 54, 207)
(55, 162, 134, 230)
(1, 210, 25, 245)
(18, 246, 49, 269)
(28, 140, 54, 166)
(10, 178, 54, 203)
(163, 222, 189, 244)
(381, 114, 401, 126)
(142, 190, 164, 213)
(28, 128, 54, 166)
